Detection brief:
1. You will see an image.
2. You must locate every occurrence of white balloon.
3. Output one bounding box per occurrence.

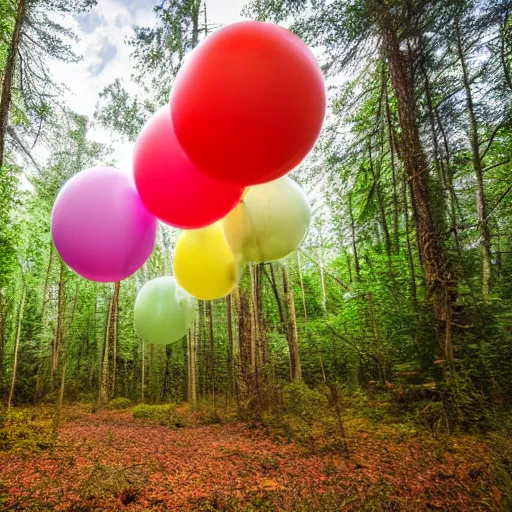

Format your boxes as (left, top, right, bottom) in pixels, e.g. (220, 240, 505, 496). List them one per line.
(223, 176, 311, 263)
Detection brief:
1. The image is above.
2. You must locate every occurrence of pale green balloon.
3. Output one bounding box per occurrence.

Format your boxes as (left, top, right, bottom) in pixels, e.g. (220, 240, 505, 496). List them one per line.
(134, 276, 196, 345)
(223, 176, 311, 263)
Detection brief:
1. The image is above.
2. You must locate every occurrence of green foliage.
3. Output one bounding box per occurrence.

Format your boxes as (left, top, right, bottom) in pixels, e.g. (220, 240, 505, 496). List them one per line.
(281, 381, 328, 420)
(0, 408, 52, 451)
(106, 397, 132, 410)
(132, 403, 189, 428)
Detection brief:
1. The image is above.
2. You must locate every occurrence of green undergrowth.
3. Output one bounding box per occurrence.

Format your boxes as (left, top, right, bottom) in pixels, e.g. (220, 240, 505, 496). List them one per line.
(0, 405, 53, 451)
(131, 401, 233, 428)
(132, 403, 190, 428)
(105, 397, 132, 410)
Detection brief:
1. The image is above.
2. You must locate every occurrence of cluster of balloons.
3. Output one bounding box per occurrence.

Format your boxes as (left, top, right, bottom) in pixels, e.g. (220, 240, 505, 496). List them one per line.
(51, 21, 325, 346)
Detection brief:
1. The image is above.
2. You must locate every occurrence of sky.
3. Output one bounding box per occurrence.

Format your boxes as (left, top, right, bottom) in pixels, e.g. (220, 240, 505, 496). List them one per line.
(49, 0, 251, 173)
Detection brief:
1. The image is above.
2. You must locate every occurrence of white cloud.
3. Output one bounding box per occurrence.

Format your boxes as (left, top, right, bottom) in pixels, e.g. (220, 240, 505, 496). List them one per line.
(45, 0, 251, 174)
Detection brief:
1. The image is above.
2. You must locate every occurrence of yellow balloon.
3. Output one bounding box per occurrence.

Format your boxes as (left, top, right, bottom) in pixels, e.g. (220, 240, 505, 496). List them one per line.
(173, 222, 239, 300)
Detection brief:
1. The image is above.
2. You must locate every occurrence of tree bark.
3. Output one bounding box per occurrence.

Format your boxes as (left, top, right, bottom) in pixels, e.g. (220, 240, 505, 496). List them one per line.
(206, 300, 215, 407)
(226, 294, 234, 399)
(384, 28, 456, 362)
(161, 345, 172, 401)
(109, 281, 120, 398)
(52, 261, 66, 381)
(0, 0, 25, 171)
(7, 283, 25, 410)
(384, 71, 400, 254)
(98, 291, 113, 405)
(282, 265, 302, 381)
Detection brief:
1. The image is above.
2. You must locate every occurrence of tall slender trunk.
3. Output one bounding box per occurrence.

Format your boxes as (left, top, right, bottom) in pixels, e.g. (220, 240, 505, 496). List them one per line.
(368, 138, 392, 258)
(186, 305, 198, 405)
(403, 176, 418, 306)
(237, 286, 254, 402)
(0, 294, 7, 376)
(385, 28, 456, 362)
(98, 291, 113, 405)
(384, 73, 400, 254)
(282, 265, 302, 381)
(226, 294, 234, 399)
(52, 261, 66, 381)
(52, 359, 67, 442)
(455, 21, 492, 299)
(161, 345, 172, 401)
(7, 284, 25, 410)
(141, 337, 145, 402)
(34, 243, 55, 402)
(206, 300, 215, 407)
(0, 0, 26, 171)
(109, 281, 120, 398)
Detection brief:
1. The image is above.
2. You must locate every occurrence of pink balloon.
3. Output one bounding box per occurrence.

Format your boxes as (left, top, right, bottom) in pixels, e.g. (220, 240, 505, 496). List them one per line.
(51, 166, 157, 282)
(133, 106, 244, 229)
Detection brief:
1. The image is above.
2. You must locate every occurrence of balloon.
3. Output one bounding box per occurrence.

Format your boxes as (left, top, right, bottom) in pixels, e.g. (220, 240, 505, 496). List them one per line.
(134, 276, 195, 345)
(223, 176, 311, 262)
(133, 106, 244, 229)
(170, 21, 326, 186)
(173, 223, 239, 300)
(51, 166, 157, 282)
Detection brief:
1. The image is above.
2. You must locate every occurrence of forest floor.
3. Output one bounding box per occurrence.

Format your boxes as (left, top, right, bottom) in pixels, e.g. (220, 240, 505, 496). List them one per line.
(0, 399, 509, 511)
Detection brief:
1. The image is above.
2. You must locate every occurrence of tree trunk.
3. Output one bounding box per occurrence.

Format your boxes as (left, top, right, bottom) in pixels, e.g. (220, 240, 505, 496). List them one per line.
(0, 0, 25, 171)
(403, 176, 418, 306)
(385, 29, 456, 362)
(0, 294, 6, 376)
(368, 138, 392, 259)
(226, 294, 234, 399)
(237, 287, 254, 402)
(186, 305, 198, 405)
(52, 359, 67, 442)
(52, 261, 66, 380)
(34, 243, 55, 402)
(161, 345, 172, 401)
(455, 21, 492, 299)
(7, 284, 25, 410)
(206, 300, 215, 407)
(109, 281, 120, 398)
(141, 336, 145, 403)
(282, 265, 302, 381)
(98, 291, 113, 405)
(384, 72, 400, 254)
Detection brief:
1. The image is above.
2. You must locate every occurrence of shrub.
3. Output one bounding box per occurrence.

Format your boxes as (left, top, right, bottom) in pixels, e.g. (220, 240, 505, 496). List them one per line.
(132, 404, 156, 419)
(77, 392, 95, 403)
(106, 398, 132, 410)
(132, 404, 189, 428)
(0, 408, 52, 451)
(282, 381, 328, 420)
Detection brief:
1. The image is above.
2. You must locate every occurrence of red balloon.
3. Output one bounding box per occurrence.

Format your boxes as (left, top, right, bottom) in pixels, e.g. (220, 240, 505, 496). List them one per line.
(133, 106, 244, 229)
(170, 21, 326, 187)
